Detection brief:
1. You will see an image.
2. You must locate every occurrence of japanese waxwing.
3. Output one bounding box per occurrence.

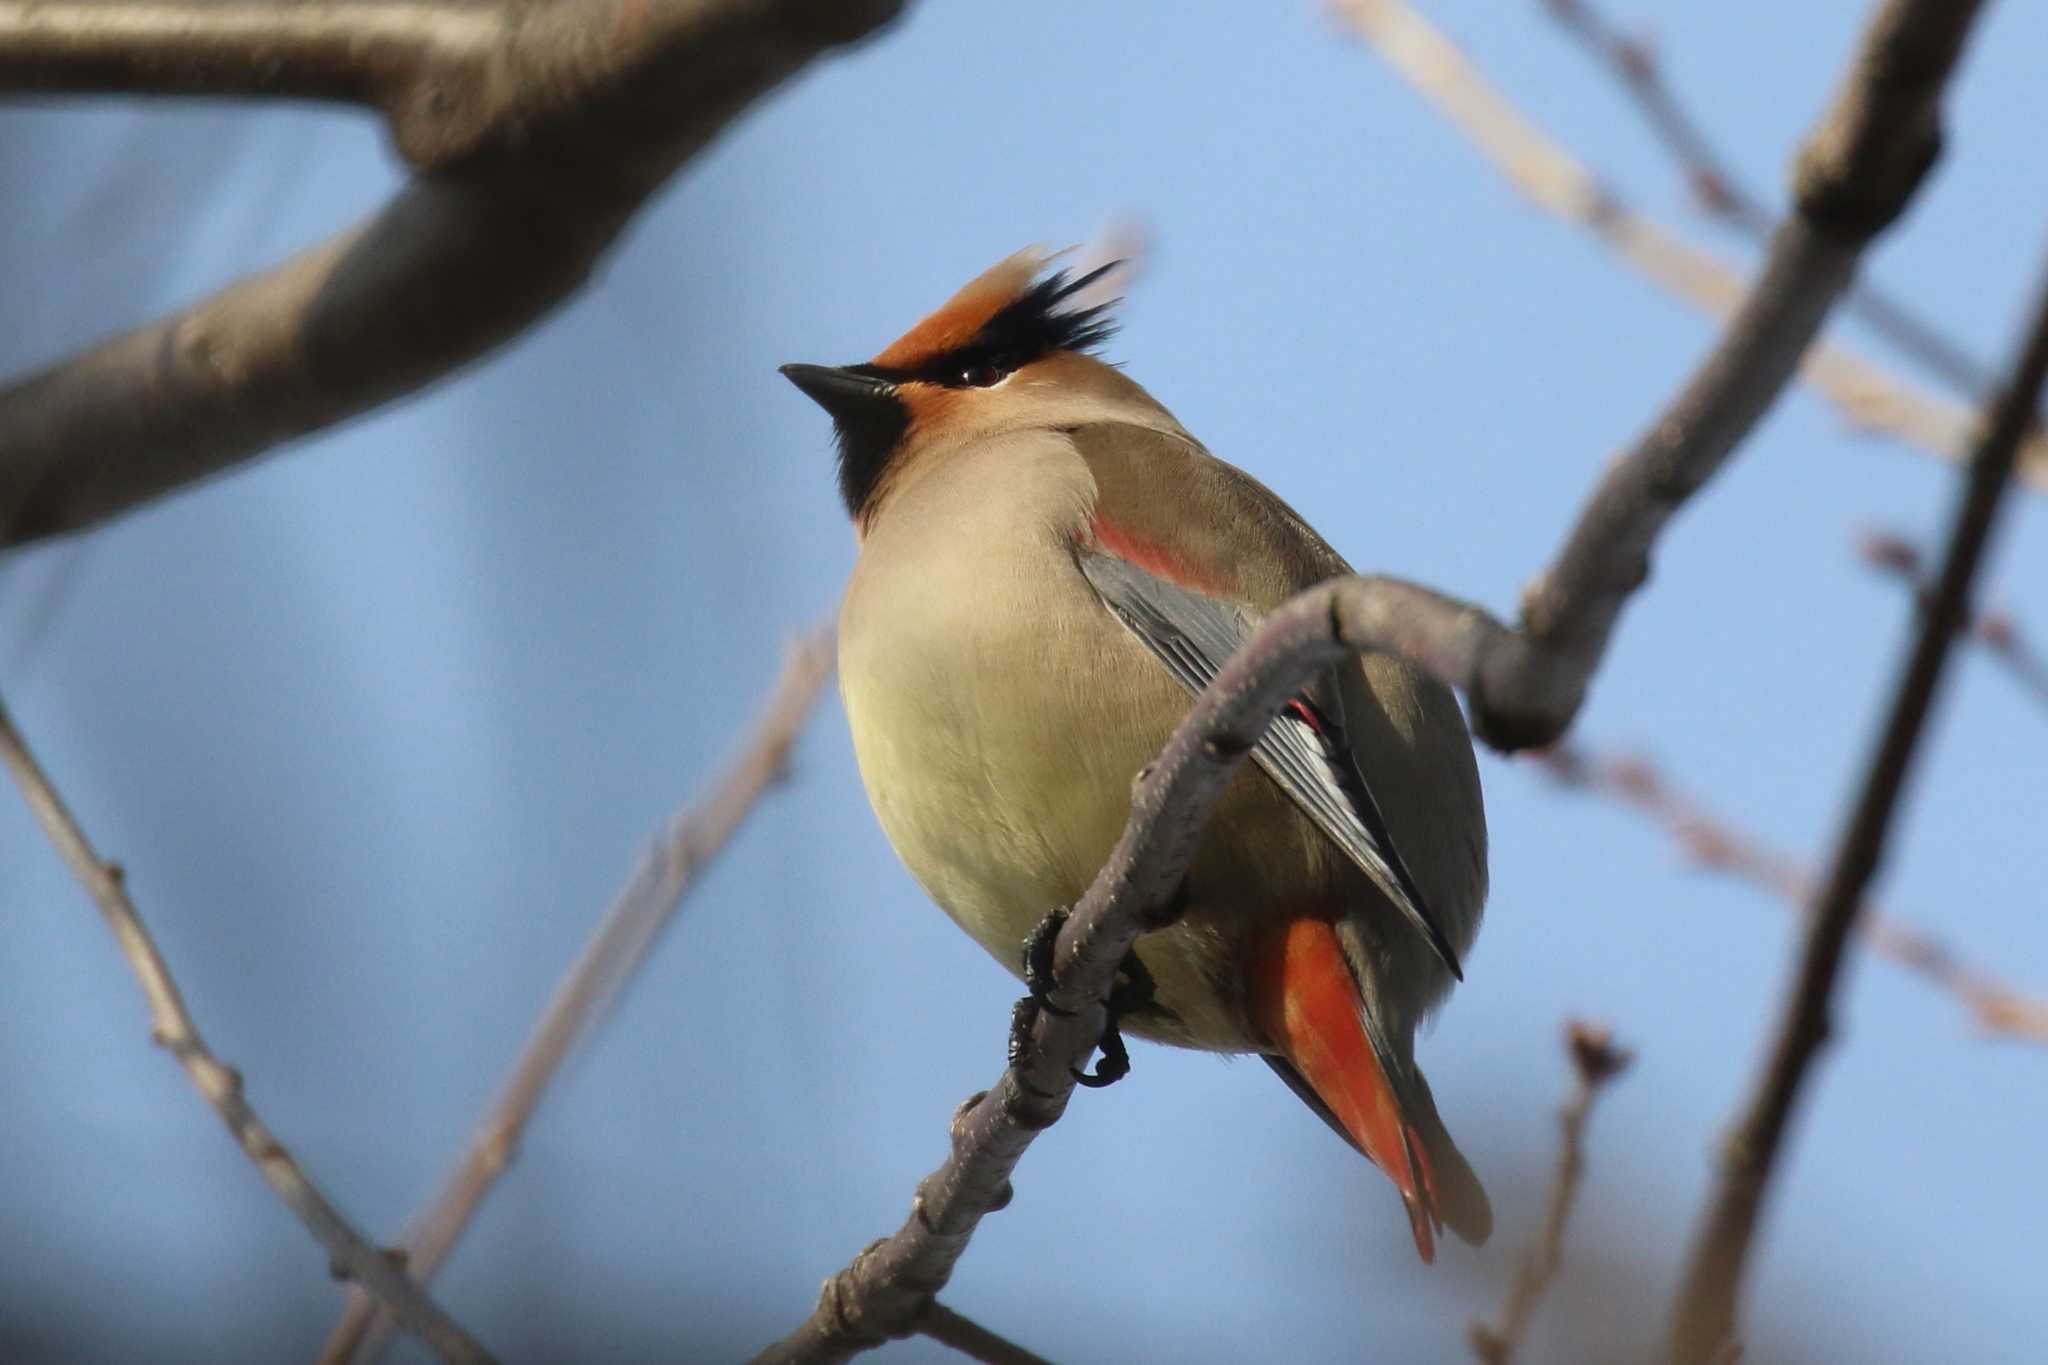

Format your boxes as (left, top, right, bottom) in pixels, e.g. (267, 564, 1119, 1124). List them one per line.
(781, 246, 1491, 1262)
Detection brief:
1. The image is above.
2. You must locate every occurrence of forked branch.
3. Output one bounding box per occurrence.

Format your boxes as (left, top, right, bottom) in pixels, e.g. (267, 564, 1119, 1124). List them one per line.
(0, 0, 904, 548)
(0, 694, 494, 1365)
(1857, 528, 2048, 711)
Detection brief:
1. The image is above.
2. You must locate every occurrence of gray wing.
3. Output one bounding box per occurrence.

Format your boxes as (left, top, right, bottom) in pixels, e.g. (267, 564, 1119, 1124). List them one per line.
(1079, 550, 1462, 979)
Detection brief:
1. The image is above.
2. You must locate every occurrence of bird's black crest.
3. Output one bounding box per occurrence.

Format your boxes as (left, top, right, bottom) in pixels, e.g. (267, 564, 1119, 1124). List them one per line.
(977, 262, 1122, 363)
(867, 262, 1122, 389)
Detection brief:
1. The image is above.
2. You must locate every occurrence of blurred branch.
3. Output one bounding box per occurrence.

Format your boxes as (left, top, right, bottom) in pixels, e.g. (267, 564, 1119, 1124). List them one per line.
(1667, 247, 2048, 1365)
(1857, 528, 2048, 711)
(1337, 0, 2048, 496)
(0, 0, 905, 548)
(0, 0, 499, 107)
(1535, 744, 2048, 1044)
(915, 1303, 1054, 1365)
(1470, 1022, 1633, 1365)
(0, 694, 494, 1365)
(1540, 0, 2000, 402)
(320, 627, 836, 1365)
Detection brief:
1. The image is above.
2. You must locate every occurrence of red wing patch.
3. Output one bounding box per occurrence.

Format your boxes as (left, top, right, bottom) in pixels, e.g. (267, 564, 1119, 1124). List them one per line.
(1088, 514, 1228, 595)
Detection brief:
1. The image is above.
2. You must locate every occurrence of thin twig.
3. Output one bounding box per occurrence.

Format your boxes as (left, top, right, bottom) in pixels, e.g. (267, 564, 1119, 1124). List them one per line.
(1470, 1022, 1633, 1365)
(0, 696, 494, 1365)
(0, 0, 906, 548)
(1539, 0, 1999, 401)
(1335, 0, 2048, 495)
(319, 628, 836, 1365)
(1534, 745, 2048, 1044)
(1856, 528, 2048, 711)
(916, 1303, 1054, 1365)
(1666, 245, 2048, 1365)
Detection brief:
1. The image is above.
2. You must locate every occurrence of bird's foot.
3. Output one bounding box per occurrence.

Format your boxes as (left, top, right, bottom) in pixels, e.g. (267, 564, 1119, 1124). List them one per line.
(1073, 949, 1156, 1089)
(1009, 907, 1073, 1073)
(1006, 906, 1158, 1089)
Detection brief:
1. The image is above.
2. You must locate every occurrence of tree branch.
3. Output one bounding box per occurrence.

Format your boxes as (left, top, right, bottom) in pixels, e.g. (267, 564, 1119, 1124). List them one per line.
(1538, 0, 2002, 403)
(1666, 246, 2048, 1365)
(1535, 744, 2048, 1045)
(318, 628, 836, 1364)
(0, 0, 905, 548)
(1470, 1022, 1633, 1365)
(0, 1, 501, 110)
(915, 1303, 1053, 1365)
(1857, 528, 2048, 712)
(1329, 0, 1994, 750)
(1335, 0, 2048, 498)
(0, 693, 495, 1365)
(749, 574, 1508, 1362)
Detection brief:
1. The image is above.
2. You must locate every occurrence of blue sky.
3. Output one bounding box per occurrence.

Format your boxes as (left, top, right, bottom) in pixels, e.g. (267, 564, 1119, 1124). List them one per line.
(2, 2, 2044, 1361)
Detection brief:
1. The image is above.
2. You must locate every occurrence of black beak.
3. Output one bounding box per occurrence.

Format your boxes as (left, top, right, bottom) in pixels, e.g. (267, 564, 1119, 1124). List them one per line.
(779, 363, 897, 424)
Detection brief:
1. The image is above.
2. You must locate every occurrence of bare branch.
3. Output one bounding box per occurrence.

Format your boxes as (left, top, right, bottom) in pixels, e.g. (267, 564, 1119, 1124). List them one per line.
(0, 694, 494, 1365)
(1336, 0, 2048, 497)
(1856, 528, 2048, 711)
(319, 629, 836, 1364)
(916, 1303, 1054, 1365)
(0, 1, 501, 109)
(1470, 1021, 1633, 1365)
(1667, 246, 2048, 1365)
(1535, 744, 2048, 1045)
(1539, 0, 2000, 402)
(0, 0, 906, 548)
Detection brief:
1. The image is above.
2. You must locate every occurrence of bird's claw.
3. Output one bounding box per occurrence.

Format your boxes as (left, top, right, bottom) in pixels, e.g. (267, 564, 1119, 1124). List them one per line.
(1018, 906, 1072, 1010)
(1071, 1018, 1130, 1087)
(1009, 906, 1158, 1089)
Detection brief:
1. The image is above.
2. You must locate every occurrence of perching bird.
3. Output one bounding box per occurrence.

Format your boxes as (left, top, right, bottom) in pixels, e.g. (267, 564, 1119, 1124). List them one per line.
(782, 247, 1491, 1262)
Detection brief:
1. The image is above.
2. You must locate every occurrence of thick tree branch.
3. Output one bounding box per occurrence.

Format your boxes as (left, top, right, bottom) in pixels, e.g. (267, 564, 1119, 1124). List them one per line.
(0, 694, 494, 1365)
(0, 0, 905, 548)
(1469, 1022, 1632, 1365)
(1535, 744, 2048, 1045)
(1666, 247, 2048, 1365)
(0, 1, 501, 110)
(1858, 528, 2048, 712)
(319, 629, 835, 1365)
(1336, 0, 2048, 498)
(1539, 0, 2001, 403)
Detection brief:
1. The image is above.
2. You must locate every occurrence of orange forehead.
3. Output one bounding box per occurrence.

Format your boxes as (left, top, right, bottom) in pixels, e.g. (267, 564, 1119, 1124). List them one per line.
(870, 247, 1052, 369)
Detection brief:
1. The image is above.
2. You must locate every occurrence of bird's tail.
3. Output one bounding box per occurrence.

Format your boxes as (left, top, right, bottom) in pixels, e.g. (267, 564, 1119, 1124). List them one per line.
(1249, 916, 1489, 1261)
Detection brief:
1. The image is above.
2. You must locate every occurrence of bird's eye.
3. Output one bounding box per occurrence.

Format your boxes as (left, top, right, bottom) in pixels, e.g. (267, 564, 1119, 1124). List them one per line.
(956, 355, 1016, 388)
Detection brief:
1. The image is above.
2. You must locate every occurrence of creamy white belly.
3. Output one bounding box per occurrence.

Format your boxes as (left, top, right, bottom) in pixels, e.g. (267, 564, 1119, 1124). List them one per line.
(836, 439, 1283, 1050)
